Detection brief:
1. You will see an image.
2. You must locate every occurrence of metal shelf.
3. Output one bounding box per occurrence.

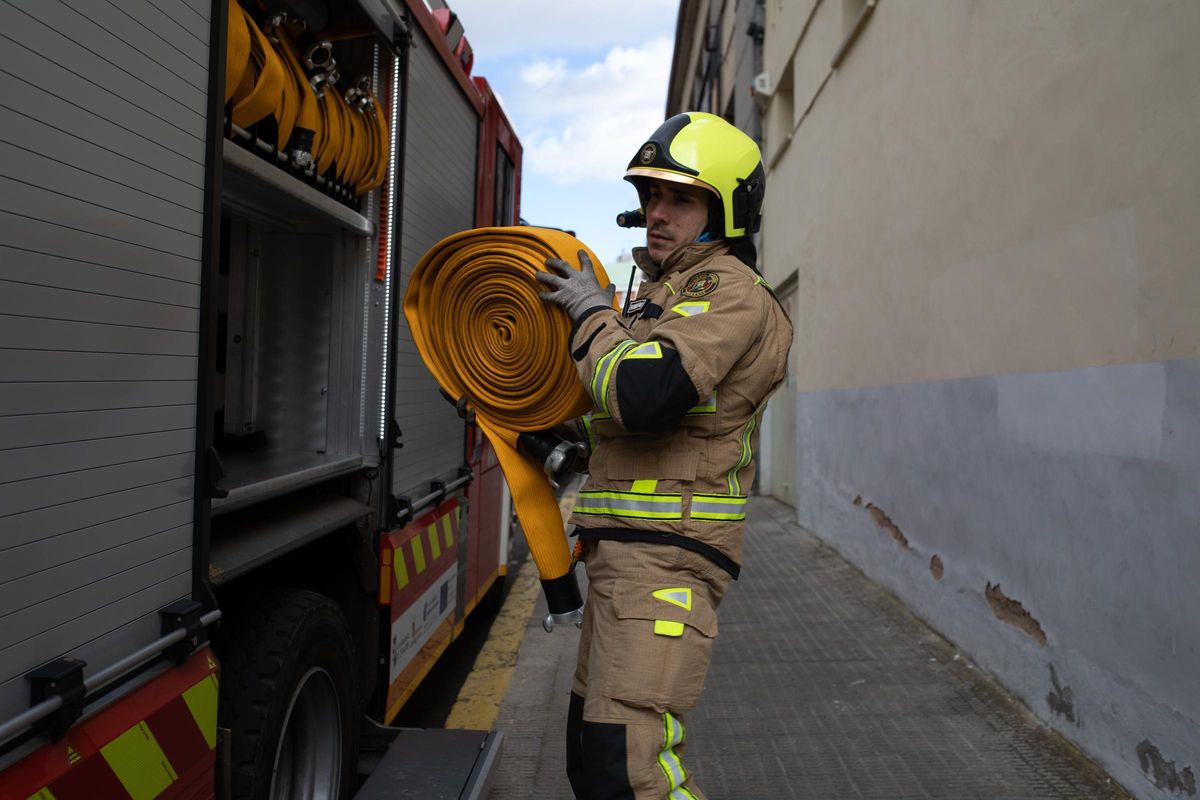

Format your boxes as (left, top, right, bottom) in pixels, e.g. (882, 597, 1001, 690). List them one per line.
(209, 492, 372, 585)
(222, 138, 373, 237)
(212, 451, 365, 516)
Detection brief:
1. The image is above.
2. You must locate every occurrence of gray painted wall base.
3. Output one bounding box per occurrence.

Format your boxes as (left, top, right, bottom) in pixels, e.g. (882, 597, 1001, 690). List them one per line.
(795, 358, 1200, 800)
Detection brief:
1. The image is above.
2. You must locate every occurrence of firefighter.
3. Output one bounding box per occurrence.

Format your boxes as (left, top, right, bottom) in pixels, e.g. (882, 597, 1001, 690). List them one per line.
(536, 111, 793, 800)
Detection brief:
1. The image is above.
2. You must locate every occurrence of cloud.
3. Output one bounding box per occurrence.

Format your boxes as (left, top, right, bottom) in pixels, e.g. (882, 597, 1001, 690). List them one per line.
(513, 37, 674, 186)
(520, 58, 566, 89)
(439, 1, 678, 58)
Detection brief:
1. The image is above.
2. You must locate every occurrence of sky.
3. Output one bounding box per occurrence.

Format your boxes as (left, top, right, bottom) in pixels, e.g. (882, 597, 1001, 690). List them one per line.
(446, 1, 680, 284)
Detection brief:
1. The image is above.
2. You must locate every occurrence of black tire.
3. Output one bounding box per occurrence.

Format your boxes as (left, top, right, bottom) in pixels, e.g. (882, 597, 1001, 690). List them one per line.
(216, 590, 359, 800)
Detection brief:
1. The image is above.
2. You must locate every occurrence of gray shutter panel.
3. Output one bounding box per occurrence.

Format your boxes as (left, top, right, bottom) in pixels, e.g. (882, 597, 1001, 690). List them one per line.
(391, 26, 479, 500)
(0, 0, 207, 722)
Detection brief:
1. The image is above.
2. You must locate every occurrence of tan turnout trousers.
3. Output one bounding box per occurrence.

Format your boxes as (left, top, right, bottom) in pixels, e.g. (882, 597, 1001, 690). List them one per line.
(568, 540, 732, 800)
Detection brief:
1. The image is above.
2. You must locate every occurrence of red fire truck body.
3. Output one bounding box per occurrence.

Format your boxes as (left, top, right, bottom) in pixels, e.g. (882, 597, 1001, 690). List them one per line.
(0, 1, 520, 797)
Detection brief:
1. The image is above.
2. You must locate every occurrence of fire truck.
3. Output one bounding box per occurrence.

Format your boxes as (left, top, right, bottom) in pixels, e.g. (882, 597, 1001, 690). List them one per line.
(0, 0, 520, 797)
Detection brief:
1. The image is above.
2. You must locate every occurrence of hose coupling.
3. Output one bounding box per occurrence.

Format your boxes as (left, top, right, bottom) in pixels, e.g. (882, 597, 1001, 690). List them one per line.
(542, 608, 584, 633)
(305, 40, 334, 71)
(517, 432, 585, 491)
(540, 571, 584, 633)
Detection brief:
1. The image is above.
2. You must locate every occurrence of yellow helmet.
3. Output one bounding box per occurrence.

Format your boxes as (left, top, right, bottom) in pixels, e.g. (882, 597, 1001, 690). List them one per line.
(624, 111, 765, 239)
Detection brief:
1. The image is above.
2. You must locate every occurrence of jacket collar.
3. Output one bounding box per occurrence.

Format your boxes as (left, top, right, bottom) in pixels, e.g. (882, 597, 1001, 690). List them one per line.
(633, 240, 730, 283)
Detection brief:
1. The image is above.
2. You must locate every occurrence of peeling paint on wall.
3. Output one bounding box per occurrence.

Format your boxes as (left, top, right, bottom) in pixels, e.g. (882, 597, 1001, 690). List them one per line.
(1047, 664, 1080, 726)
(930, 554, 944, 580)
(864, 502, 909, 548)
(1136, 740, 1197, 796)
(985, 582, 1047, 646)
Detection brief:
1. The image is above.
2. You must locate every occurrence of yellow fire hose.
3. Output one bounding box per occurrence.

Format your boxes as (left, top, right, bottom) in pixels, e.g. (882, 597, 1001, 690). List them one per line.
(404, 227, 615, 624)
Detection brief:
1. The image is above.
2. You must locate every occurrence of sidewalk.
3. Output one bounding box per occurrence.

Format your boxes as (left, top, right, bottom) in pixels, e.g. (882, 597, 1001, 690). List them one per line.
(487, 497, 1128, 799)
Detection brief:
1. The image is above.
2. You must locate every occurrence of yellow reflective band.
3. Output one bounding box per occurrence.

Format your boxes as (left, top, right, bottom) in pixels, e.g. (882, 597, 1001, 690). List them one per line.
(100, 721, 177, 800)
(412, 537, 426, 573)
(575, 490, 683, 520)
(622, 341, 663, 360)
(691, 494, 748, 521)
(657, 713, 688, 794)
(665, 281, 676, 294)
(727, 414, 758, 495)
(393, 549, 409, 590)
(685, 392, 717, 415)
(182, 673, 219, 750)
(654, 620, 685, 637)
(671, 301, 710, 318)
(66, 743, 80, 765)
(590, 340, 637, 414)
(653, 587, 692, 610)
(581, 413, 597, 451)
(27, 789, 56, 800)
(443, 515, 454, 549)
(630, 479, 658, 493)
(428, 524, 442, 560)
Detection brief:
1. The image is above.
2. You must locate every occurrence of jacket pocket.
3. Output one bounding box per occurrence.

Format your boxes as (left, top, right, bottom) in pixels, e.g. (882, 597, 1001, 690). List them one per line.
(601, 578, 718, 713)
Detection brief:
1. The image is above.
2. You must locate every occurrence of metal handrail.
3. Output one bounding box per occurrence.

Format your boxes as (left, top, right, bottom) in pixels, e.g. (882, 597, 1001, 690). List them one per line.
(0, 610, 221, 746)
(408, 474, 472, 518)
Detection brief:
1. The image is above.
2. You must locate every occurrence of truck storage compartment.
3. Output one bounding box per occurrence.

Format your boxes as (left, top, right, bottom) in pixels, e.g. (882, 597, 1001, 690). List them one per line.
(212, 214, 375, 514)
(210, 22, 389, 516)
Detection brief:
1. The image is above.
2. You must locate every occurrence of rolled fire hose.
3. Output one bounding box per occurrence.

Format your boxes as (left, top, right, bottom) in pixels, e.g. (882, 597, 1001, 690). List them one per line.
(404, 227, 616, 629)
(231, 4, 285, 129)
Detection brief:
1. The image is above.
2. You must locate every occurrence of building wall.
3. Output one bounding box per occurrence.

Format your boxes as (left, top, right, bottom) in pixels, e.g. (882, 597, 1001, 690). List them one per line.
(758, 1, 1200, 797)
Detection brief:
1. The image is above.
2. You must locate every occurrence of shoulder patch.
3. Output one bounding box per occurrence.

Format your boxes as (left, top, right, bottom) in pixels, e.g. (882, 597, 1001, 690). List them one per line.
(682, 271, 719, 298)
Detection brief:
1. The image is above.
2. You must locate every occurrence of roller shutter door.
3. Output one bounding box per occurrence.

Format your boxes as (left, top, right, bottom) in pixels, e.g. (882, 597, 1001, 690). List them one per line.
(0, 0, 208, 723)
(391, 26, 479, 499)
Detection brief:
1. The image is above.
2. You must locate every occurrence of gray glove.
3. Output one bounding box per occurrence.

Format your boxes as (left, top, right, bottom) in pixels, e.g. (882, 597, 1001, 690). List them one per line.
(536, 250, 615, 323)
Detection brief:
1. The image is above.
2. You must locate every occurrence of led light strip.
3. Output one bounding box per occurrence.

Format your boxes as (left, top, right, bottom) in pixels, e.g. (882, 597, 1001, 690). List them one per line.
(379, 52, 400, 442)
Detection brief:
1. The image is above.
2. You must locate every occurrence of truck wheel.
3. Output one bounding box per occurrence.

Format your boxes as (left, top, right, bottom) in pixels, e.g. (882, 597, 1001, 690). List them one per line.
(217, 590, 359, 800)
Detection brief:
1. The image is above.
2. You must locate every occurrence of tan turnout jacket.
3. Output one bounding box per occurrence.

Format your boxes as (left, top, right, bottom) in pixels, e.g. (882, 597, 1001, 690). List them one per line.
(568, 241, 792, 572)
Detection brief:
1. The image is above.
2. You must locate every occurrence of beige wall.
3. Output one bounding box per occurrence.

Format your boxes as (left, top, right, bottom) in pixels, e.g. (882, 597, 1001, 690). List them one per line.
(761, 0, 1200, 392)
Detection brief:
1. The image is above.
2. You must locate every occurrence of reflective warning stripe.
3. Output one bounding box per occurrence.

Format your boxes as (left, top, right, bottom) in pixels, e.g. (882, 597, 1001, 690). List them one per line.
(657, 713, 697, 799)
(412, 536, 426, 573)
(393, 548, 409, 590)
(653, 587, 692, 610)
(691, 494, 748, 521)
(3, 647, 219, 800)
(685, 391, 717, 415)
(100, 722, 178, 800)
(181, 674, 219, 751)
(630, 479, 658, 493)
(575, 490, 683, 520)
(726, 413, 758, 495)
(427, 522, 442, 560)
(589, 340, 637, 414)
(620, 341, 663, 360)
(671, 301, 710, 318)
